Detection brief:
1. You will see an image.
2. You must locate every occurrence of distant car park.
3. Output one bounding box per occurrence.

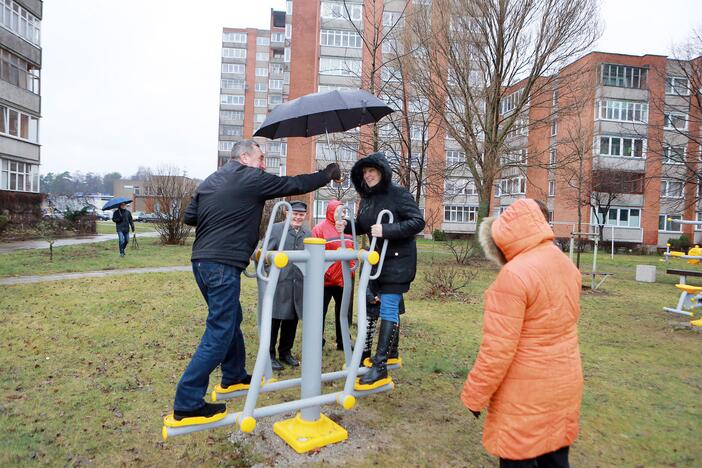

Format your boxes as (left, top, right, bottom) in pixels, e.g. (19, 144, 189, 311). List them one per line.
(141, 212, 159, 223)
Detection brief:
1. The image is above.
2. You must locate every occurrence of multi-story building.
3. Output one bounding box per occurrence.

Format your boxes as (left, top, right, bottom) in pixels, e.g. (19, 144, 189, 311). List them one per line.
(222, 3, 701, 250)
(218, 9, 289, 176)
(0, 0, 42, 221)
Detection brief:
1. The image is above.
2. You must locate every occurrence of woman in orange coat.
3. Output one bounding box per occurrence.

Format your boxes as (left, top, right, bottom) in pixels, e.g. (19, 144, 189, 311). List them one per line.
(461, 199, 583, 467)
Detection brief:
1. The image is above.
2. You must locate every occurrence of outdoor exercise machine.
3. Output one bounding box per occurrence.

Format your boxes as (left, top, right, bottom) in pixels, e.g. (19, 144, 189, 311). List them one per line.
(162, 201, 401, 452)
(662, 217, 702, 325)
(568, 231, 612, 290)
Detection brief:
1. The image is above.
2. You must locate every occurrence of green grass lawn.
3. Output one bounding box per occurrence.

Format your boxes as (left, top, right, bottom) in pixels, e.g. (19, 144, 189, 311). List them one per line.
(1, 247, 700, 466)
(0, 237, 192, 278)
(96, 221, 157, 235)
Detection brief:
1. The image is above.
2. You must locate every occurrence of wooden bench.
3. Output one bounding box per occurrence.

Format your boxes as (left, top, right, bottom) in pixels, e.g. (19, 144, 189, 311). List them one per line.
(666, 268, 702, 285)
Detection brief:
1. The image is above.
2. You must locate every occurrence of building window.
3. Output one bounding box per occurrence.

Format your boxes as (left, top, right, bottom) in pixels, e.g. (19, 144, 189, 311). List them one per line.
(0, 104, 38, 143)
(321, 2, 363, 21)
(446, 150, 466, 165)
(664, 112, 688, 131)
(600, 64, 647, 89)
(661, 179, 684, 198)
(269, 79, 283, 90)
(659, 214, 682, 232)
(0, 1, 40, 46)
(551, 120, 557, 136)
(1, 158, 39, 192)
(593, 207, 641, 228)
(444, 205, 478, 223)
(255, 82, 267, 92)
(500, 149, 528, 166)
(271, 32, 284, 43)
(597, 136, 645, 158)
(268, 142, 282, 154)
(284, 46, 291, 62)
(500, 88, 524, 115)
(256, 51, 269, 61)
(254, 114, 266, 125)
(0, 49, 39, 94)
(319, 56, 362, 76)
(221, 78, 245, 90)
(316, 143, 358, 162)
(222, 47, 246, 59)
(381, 65, 401, 82)
(666, 76, 690, 96)
(548, 180, 556, 196)
(497, 176, 526, 196)
(445, 178, 476, 195)
(271, 63, 285, 75)
(223, 32, 247, 43)
(549, 148, 557, 165)
(219, 141, 234, 151)
(220, 110, 244, 121)
(221, 63, 245, 74)
(320, 29, 362, 48)
(663, 145, 685, 164)
(597, 100, 649, 123)
(383, 11, 401, 27)
(269, 95, 283, 105)
(256, 67, 268, 77)
(221, 125, 243, 137)
(220, 95, 245, 105)
(254, 98, 267, 107)
(256, 36, 270, 46)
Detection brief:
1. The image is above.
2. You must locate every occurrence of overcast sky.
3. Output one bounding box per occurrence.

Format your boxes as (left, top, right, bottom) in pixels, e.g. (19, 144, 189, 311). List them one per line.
(40, 0, 702, 180)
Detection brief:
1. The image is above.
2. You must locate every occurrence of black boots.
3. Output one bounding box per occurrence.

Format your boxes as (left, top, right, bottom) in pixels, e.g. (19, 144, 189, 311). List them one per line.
(270, 354, 283, 371)
(174, 402, 226, 421)
(361, 314, 378, 363)
(388, 319, 400, 362)
(360, 319, 396, 385)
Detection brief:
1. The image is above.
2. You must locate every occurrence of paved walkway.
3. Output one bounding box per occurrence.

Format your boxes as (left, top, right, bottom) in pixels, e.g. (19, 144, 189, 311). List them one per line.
(0, 231, 160, 253)
(0, 265, 191, 285)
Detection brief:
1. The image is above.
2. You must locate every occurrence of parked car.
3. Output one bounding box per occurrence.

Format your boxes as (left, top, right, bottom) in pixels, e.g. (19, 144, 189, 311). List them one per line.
(41, 209, 64, 220)
(131, 211, 144, 222)
(141, 212, 159, 223)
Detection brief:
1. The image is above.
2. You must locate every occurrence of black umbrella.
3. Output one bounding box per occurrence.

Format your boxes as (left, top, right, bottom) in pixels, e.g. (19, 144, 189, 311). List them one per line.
(253, 89, 394, 139)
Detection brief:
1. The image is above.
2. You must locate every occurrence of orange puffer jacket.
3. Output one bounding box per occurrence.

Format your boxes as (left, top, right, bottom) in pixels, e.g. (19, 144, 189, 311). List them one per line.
(461, 199, 583, 460)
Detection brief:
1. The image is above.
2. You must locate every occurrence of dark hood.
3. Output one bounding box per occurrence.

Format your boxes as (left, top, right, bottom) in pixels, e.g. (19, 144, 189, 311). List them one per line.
(350, 152, 393, 197)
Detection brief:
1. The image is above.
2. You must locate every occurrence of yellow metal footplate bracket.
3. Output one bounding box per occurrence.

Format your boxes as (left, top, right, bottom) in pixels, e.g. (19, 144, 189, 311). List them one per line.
(273, 412, 348, 454)
(354, 376, 393, 391)
(363, 357, 403, 368)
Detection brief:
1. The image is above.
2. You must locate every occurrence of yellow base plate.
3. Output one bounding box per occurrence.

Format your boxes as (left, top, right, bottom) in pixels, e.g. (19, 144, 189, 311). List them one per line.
(273, 412, 348, 454)
(691, 317, 702, 327)
(363, 357, 402, 368)
(163, 411, 227, 428)
(354, 376, 393, 391)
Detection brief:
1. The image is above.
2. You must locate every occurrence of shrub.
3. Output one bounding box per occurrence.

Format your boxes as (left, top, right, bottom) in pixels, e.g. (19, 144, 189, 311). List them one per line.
(0, 213, 9, 234)
(669, 235, 691, 252)
(423, 265, 478, 300)
(432, 229, 446, 241)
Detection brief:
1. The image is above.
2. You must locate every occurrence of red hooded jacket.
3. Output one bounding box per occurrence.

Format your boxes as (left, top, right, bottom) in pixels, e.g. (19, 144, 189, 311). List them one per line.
(311, 200, 355, 287)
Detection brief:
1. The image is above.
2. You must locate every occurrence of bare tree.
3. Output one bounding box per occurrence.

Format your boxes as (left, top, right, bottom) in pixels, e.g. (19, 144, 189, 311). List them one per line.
(410, 0, 601, 225)
(144, 166, 197, 245)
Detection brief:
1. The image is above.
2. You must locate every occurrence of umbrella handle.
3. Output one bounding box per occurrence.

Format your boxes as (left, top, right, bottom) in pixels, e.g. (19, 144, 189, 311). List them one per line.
(257, 201, 292, 282)
(369, 209, 393, 280)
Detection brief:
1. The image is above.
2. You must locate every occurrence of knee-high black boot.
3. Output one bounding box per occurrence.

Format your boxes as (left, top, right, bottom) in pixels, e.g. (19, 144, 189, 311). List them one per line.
(388, 319, 400, 362)
(360, 319, 395, 385)
(361, 313, 378, 363)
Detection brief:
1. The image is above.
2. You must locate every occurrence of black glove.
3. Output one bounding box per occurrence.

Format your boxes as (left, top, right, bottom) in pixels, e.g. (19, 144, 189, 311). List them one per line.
(323, 163, 341, 181)
(470, 409, 481, 419)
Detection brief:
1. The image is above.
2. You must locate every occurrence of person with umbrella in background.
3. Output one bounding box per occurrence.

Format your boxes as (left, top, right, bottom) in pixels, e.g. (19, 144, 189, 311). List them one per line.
(111, 201, 134, 257)
(169, 139, 340, 424)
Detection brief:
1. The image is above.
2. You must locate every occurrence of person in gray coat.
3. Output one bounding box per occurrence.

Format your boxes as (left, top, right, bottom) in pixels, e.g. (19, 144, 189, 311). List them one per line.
(266, 201, 311, 371)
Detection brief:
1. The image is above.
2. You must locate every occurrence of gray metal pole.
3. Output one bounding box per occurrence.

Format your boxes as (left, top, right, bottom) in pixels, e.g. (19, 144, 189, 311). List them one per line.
(300, 238, 326, 422)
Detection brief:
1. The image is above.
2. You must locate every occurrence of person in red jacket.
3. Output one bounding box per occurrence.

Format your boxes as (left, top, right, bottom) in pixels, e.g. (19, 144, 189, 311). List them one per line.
(311, 199, 355, 350)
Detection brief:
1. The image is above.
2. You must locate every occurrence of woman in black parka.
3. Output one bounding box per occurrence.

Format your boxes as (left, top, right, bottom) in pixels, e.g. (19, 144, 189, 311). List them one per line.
(346, 152, 425, 385)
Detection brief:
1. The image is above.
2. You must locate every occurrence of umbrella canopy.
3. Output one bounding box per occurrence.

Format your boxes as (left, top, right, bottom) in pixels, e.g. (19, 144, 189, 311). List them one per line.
(102, 197, 132, 210)
(253, 89, 394, 139)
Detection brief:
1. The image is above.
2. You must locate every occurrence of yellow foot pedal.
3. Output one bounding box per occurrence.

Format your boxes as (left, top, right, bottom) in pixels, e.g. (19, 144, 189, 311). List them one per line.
(363, 357, 402, 367)
(162, 411, 227, 428)
(691, 317, 702, 327)
(273, 412, 348, 454)
(354, 376, 393, 391)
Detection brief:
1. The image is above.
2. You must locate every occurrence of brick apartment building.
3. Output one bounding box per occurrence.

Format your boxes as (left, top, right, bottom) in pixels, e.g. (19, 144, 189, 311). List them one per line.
(219, 2, 701, 250)
(0, 0, 42, 222)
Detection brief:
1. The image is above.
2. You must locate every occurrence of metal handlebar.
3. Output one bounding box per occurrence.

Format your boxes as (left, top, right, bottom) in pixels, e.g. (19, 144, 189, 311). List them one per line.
(256, 201, 292, 282)
(369, 209, 393, 280)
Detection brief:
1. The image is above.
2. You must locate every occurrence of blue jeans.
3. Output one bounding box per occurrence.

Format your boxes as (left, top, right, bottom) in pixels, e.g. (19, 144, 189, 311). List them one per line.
(173, 261, 247, 411)
(117, 230, 129, 254)
(379, 293, 402, 323)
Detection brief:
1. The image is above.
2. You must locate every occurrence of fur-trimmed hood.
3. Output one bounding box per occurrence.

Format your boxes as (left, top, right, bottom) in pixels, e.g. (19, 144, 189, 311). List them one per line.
(479, 199, 555, 267)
